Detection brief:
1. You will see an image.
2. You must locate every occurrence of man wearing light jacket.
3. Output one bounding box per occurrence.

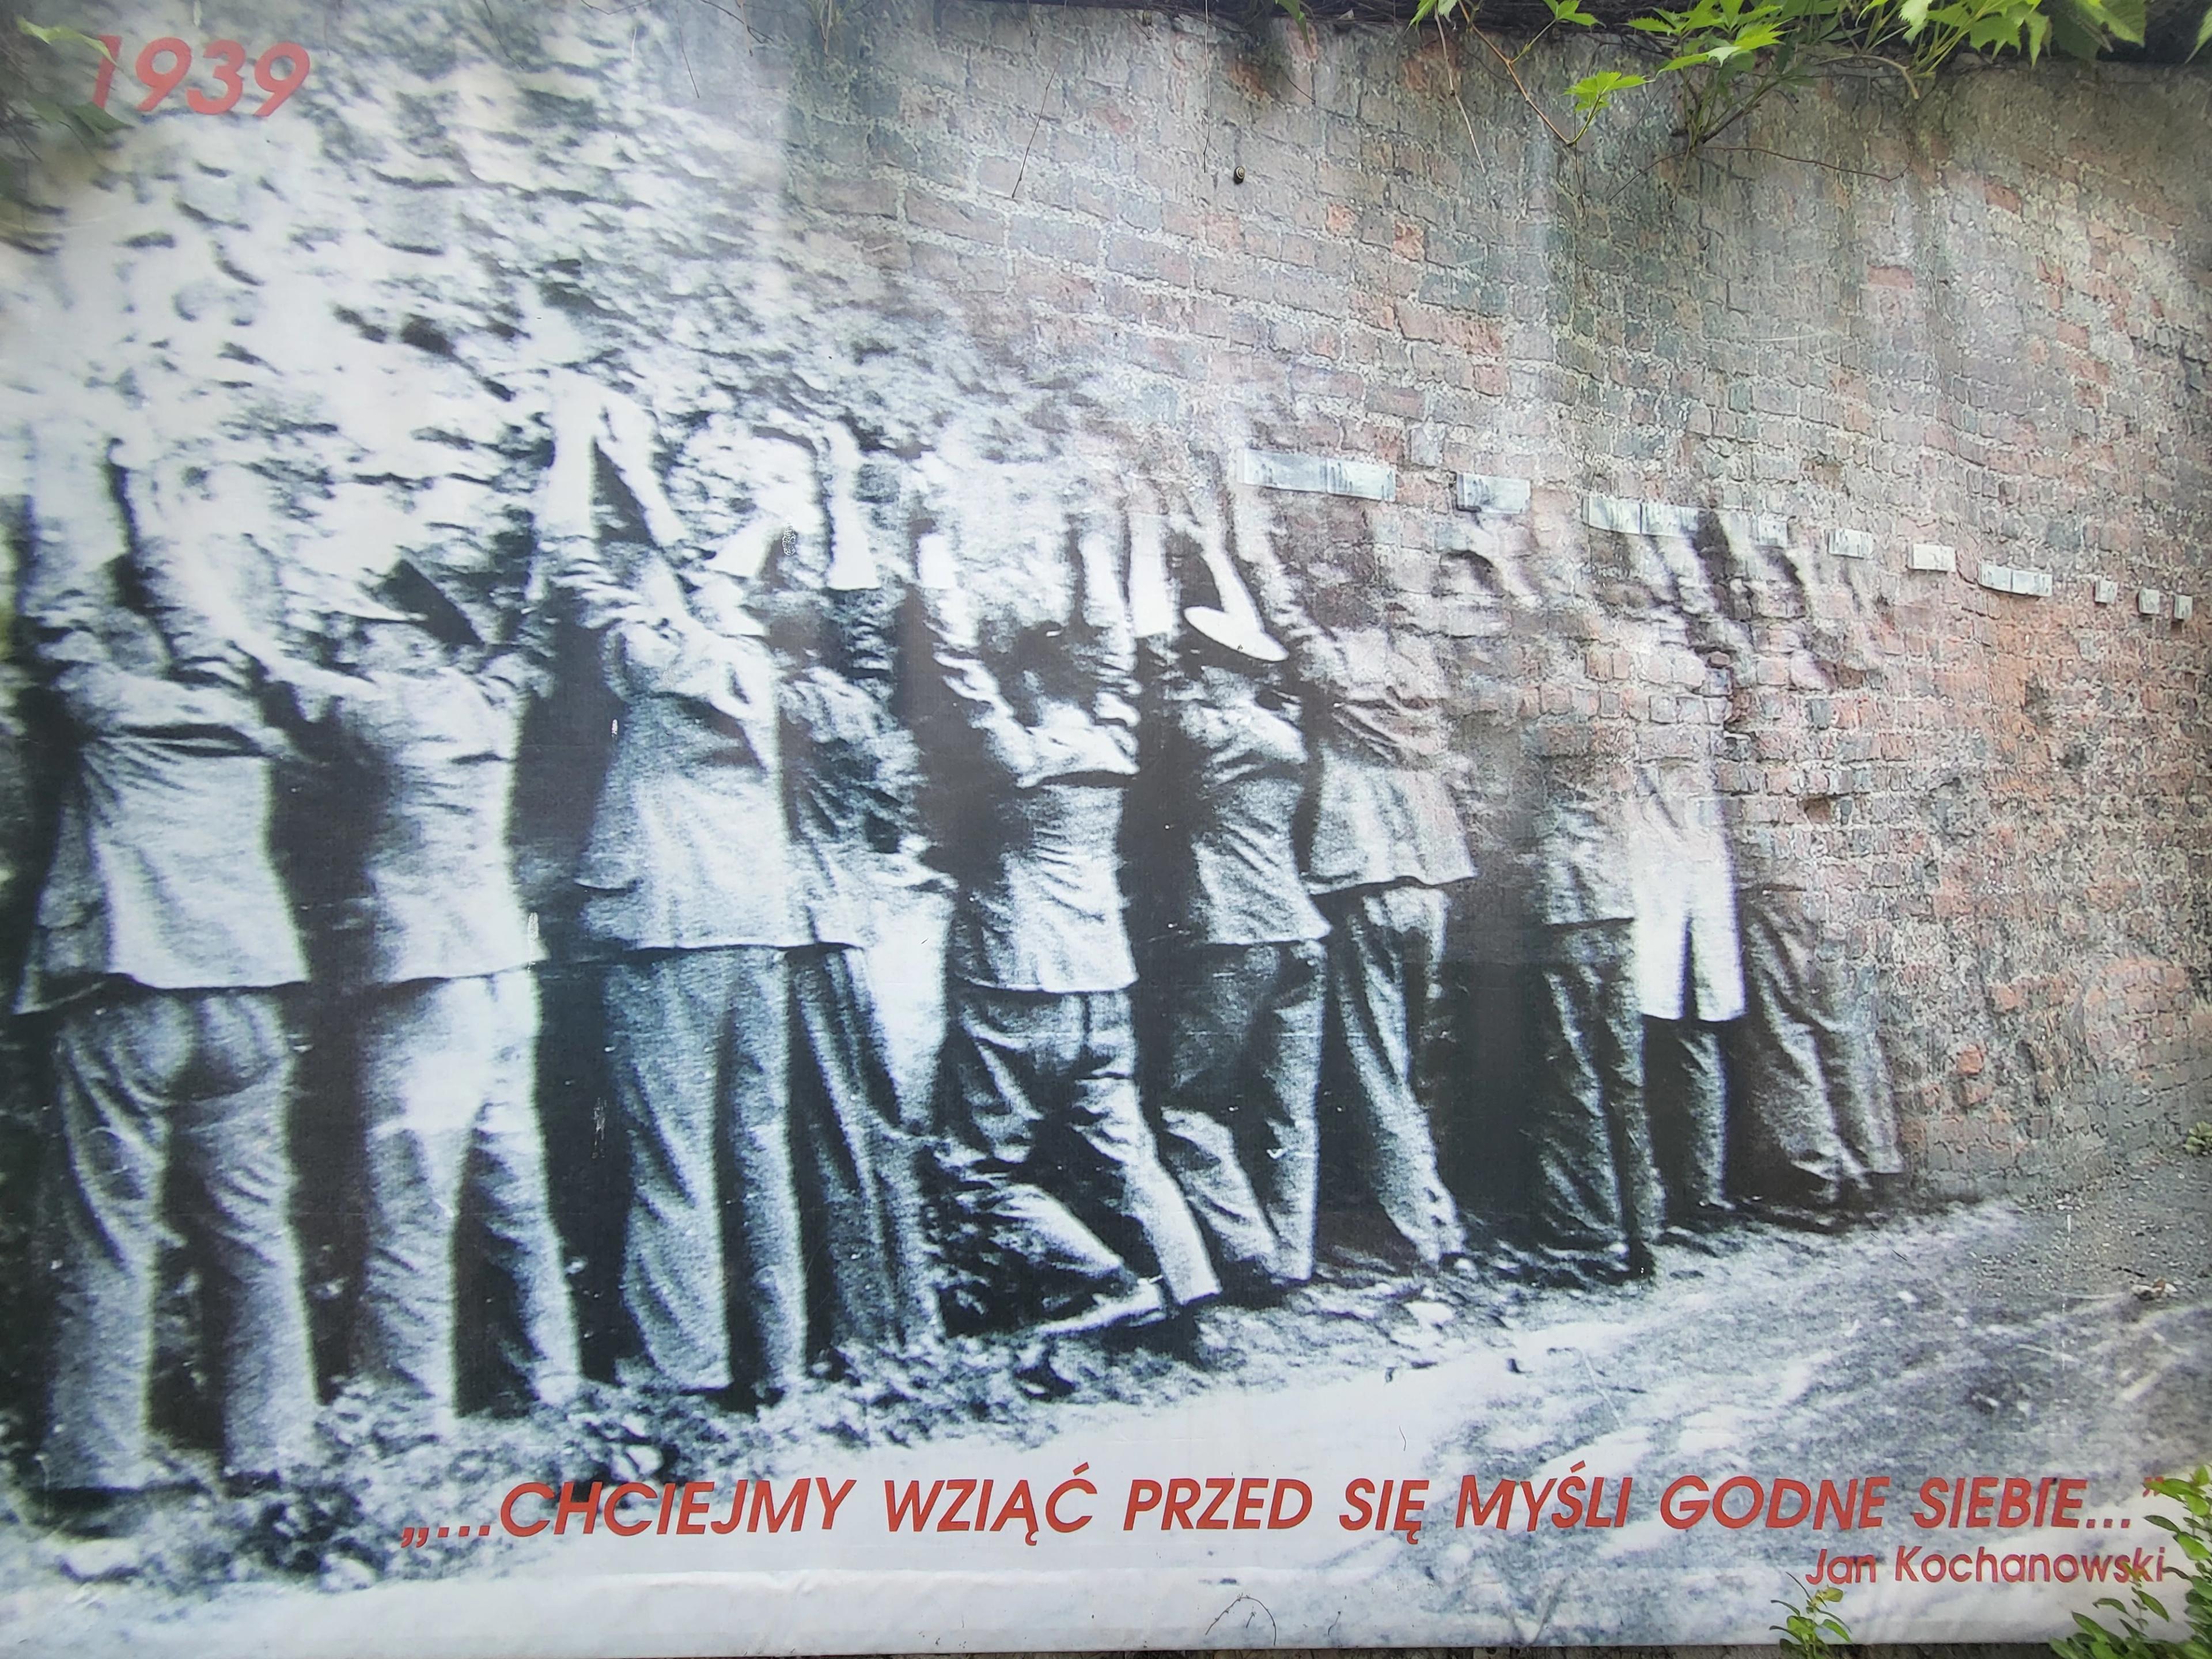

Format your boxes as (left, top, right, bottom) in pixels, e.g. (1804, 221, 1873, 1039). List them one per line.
(1127, 487, 1329, 1300)
(289, 571, 579, 1433)
(917, 486, 1217, 1331)
(547, 384, 808, 1402)
(18, 427, 318, 1529)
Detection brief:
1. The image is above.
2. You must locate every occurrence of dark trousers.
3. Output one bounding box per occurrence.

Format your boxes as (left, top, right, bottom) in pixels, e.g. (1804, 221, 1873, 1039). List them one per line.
(941, 982, 1218, 1312)
(1318, 884, 1465, 1267)
(1731, 897, 1903, 1206)
(604, 946, 800, 1393)
(789, 945, 939, 1353)
(354, 970, 579, 1426)
(1645, 1016, 1729, 1219)
(1147, 941, 1325, 1286)
(1530, 923, 1660, 1259)
(41, 987, 317, 1490)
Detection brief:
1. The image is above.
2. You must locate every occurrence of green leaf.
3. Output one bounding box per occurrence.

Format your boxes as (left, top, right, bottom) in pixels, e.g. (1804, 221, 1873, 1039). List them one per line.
(1660, 47, 1717, 65)
(63, 101, 127, 137)
(15, 18, 116, 60)
(1626, 13, 1686, 29)
(2047, 0, 2108, 55)
(1570, 68, 1649, 111)
(2100, 0, 2147, 41)
(1731, 20, 1785, 48)
(1899, 0, 1933, 32)
(1965, 13, 2024, 50)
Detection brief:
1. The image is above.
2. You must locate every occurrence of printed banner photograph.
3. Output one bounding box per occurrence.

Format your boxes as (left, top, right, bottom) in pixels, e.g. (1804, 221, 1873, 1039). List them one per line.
(0, 0, 2206, 1652)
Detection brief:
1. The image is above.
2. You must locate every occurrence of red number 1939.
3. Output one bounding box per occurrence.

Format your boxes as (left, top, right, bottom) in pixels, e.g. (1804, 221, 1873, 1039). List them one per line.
(91, 36, 312, 118)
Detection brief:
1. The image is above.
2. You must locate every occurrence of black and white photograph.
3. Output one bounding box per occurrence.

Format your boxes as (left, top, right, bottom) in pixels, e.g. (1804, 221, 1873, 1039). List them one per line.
(0, 0, 2206, 1650)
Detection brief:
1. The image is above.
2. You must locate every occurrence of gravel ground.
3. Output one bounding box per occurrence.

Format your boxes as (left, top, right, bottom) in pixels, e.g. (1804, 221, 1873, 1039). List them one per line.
(1, 1146, 2203, 1650)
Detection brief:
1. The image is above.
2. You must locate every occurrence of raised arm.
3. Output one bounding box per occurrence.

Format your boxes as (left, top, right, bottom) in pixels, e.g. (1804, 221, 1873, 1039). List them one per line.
(1225, 478, 1347, 696)
(1069, 513, 1137, 740)
(541, 372, 688, 568)
(914, 530, 1031, 779)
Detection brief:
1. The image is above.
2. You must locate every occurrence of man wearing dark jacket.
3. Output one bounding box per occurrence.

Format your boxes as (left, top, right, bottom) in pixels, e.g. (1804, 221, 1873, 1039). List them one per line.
(1232, 487, 1472, 1269)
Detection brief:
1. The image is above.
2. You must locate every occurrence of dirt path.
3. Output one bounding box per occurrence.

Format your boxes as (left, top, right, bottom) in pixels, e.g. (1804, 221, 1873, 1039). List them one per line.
(3, 1152, 2204, 1652)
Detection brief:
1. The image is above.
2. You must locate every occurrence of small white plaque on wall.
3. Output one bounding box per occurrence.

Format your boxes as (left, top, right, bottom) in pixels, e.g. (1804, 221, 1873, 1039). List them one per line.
(1909, 543, 1957, 573)
(2093, 579, 2119, 605)
(2175, 594, 2194, 622)
(1583, 493, 1642, 534)
(2139, 588, 2164, 616)
(1717, 510, 1786, 551)
(1828, 528, 1875, 561)
(1242, 450, 1396, 502)
(1641, 501, 1701, 539)
(1979, 564, 2052, 597)
(1456, 473, 1531, 515)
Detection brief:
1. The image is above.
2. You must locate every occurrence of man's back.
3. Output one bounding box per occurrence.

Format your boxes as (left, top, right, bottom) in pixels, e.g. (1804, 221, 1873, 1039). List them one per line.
(24, 675, 304, 1010)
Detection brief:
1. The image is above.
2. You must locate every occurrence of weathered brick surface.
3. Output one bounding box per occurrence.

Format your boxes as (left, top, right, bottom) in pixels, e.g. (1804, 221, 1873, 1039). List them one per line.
(770, 4, 2211, 1196)
(0, 0, 2206, 1234)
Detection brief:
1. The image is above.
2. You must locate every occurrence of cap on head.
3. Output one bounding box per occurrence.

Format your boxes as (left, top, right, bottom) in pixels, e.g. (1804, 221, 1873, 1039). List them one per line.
(1183, 604, 1287, 665)
(378, 559, 485, 647)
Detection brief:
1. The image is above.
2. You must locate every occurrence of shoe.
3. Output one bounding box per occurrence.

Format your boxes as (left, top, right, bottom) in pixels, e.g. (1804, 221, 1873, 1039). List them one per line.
(1499, 1241, 1623, 1291)
(1219, 1259, 1304, 1308)
(1658, 1223, 1729, 1256)
(42, 1486, 158, 1539)
(1139, 1305, 1237, 1369)
(1035, 1276, 1166, 1336)
(1743, 1198, 1847, 1235)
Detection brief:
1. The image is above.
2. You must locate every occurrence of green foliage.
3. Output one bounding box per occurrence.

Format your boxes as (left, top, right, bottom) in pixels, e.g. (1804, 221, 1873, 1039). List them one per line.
(1570, 66, 1650, 112)
(2, 10, 126, 219)
(1772, 1577, 1854, 1659)
(1408, 0, 2198, 158)
(2183, 1121, 2212, 1157)
(2051, 1467, 2212, 1659)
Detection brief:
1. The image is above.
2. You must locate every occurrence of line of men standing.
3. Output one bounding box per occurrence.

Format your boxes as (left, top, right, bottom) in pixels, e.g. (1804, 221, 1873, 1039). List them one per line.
(12, 387, 1899, 1532)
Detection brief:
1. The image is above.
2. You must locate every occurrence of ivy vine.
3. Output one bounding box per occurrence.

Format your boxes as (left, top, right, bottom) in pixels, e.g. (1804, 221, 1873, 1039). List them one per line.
(1400, 0, 2204, 154)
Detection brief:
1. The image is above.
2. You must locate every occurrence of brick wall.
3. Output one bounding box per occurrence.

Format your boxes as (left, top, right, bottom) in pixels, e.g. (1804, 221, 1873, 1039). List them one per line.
(1, 0, 2207, 1212)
